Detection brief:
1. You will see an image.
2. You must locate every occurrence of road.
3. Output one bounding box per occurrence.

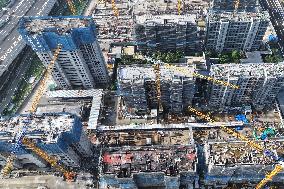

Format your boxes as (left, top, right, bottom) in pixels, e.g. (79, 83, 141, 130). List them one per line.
(0, 0, 57, 114)
(259, 0, 284, 54)
(0, 49, 33, 114)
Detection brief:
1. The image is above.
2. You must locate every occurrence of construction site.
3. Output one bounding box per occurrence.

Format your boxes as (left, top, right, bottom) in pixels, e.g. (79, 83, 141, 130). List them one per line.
(1, 0, 284, 188)
(117, 63, 196, 121)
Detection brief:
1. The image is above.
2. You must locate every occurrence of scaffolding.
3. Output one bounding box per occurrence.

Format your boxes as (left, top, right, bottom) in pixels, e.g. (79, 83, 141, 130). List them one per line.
(153, 63, 163, 122)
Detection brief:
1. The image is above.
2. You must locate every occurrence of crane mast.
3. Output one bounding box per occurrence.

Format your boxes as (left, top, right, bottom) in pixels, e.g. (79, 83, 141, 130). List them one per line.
(177, 0, 182, 15)
(66, 0, 77, 15)
(111, 0, 119, 17)
(153, 63, 163, 123)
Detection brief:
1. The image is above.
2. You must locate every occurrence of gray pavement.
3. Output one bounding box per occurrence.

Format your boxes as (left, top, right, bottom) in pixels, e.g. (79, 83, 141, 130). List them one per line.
(0, 0, 57, 114)
(0, 0, 57, 80)
(0, 50, 34, 114)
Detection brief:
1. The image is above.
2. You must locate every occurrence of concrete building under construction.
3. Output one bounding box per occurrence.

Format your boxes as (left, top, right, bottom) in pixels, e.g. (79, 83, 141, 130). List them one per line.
(205, 10, 270, 52)
(19, 16, 109, 89)
(134, 14, 200, 54)
(211, 0, 259, 12)
(117, 64, 196, 116)
(204, 140, 284, 188)
(0, 113, 92, 170)
(208, 63, 284, 111)
(99, 145, 199, 189)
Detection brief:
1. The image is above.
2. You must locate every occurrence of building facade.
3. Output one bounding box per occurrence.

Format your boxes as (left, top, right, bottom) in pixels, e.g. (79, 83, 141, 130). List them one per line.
(205, 11, 270, 52)
(0, 113, 92, 170)
(135, 15, 200, 54)
(118, 64, 196, 116)
(207, 63, 284, 111)
(19, 16, 109, 89)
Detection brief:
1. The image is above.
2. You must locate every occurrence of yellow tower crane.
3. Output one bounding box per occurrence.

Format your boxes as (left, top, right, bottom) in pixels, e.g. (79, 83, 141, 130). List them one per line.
(178, 0, 182, 15)
(153, 63, 163, 123)
(255, 164, 283, 189)
(0, 45, 76, 182)
(22, 137, 76, 181)
(111, 0, 119, 17)
(66, 0, 77, 15)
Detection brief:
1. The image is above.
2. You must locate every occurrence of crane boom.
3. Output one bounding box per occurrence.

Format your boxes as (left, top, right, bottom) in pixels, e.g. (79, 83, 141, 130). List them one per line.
(29, 45, 61, 113)
(111, 0, 119, 17)
(178, 0, 182, 15)
(66, 0, 76, 15)
(255, 164, 283, 189)
(22, 137, 75, 181)
(0, 45, 61, 177)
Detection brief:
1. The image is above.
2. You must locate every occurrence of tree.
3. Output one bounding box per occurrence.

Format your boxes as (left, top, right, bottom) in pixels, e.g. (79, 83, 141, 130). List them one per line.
(231, 50, 240, 62)
(219, 54, 230, 64)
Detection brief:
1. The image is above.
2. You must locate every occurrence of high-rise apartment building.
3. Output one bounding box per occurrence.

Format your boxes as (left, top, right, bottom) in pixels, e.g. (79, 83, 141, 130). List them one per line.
(211, 0, 258, 12)
(205, 11, 270, 52)
(0, 113, 92, 169)
(19, 16, 109, 89)
(135, 15, 200, 54)
(208, 63, 284, 111)
(118, 64, 196, 116)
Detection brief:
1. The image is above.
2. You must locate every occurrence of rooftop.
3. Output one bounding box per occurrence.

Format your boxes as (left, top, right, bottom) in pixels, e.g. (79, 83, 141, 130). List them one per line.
(206, 140, 284, 167)
(208, 10, 270, 22)
(102, 145, 197, 176)
(211, 63, 284, 78)
(135, 14, 196, 25)
(0, 113, 76, 143)
(118, 64, 195, 82)
(21, 16, 93, 34)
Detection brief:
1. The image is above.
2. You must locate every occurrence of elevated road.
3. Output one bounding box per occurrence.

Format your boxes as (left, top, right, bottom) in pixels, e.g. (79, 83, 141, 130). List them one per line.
(259, 0, 284, 54)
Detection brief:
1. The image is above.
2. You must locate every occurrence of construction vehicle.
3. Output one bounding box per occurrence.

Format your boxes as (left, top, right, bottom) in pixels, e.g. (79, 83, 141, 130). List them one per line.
(0, 45, 75, 181)
(66, 0, 76, 15)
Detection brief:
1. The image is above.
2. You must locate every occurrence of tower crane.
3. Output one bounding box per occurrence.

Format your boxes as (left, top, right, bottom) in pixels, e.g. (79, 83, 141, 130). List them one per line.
(255, 164, 283, 189)
(153, 63, 163, 123)
(66, 0, 77, 15)
(111, 0, 119, 17)
(234, 0, 240, 15)
(177, 0, 182, 15)
(22, 137, 76, 181)
(0, 45, 75, 181)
